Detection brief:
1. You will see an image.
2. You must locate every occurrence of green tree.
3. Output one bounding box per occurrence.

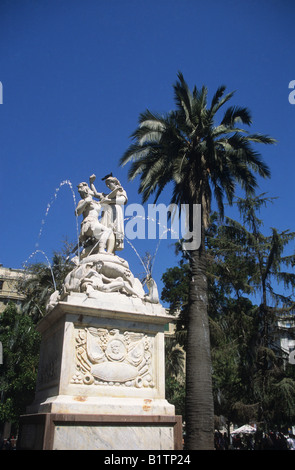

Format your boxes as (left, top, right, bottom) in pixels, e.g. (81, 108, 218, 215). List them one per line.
(162, 206, 295, 434)
(206, 197, 295, 430)
(161, 255, 190, 349)
(0, 303, 40, 432)
(120, 72, 275, 449)
(228, 195, 295, 429)
(165, 336, 185, 417)
(19, 246, 74, 322)
(0, 245, 75, 434)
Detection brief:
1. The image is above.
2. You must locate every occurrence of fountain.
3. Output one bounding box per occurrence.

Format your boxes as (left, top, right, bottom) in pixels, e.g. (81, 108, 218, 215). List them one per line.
(23, 249, 57, 291)
(123, 212, 182, 277)
(37, 180, 79, 245)
(21, 180, 82, 298)
(18, 172, 182, 451)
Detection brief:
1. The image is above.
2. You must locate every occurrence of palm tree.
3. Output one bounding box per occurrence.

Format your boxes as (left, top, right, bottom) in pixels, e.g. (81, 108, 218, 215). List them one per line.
(120, 72, 276, 449)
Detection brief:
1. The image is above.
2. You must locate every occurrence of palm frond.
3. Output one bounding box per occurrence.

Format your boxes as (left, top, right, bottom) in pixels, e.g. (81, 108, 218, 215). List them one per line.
(120, 72, 275, 233)
(221, 106, 252, 127)
(210, 85, 227, 112)
(209, 89, 235, 116)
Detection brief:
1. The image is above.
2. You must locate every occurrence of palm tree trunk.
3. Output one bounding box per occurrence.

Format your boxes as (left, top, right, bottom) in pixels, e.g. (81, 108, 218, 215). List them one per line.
(185, 235, 214, 450)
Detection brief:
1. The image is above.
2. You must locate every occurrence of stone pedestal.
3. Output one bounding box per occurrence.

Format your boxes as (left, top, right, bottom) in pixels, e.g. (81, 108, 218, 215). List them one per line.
(18, 290, 182, 450)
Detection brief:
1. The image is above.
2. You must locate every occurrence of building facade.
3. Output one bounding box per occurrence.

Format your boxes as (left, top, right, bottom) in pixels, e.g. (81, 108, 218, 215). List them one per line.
(0, 266, 26, 313)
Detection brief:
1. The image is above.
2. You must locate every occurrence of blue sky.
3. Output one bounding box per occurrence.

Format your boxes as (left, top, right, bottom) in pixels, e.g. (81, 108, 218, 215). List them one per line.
(0, 0, 295, 302)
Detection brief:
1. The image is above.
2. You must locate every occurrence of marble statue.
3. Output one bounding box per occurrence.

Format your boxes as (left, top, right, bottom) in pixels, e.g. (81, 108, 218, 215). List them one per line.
(77, 260, 141, 297)
(89, 173, 127, 253)
(144, 275, 160, 304)
(75, 181, 113, 254)
(46, 172, 160, 313)
(22, 172, 179, 452)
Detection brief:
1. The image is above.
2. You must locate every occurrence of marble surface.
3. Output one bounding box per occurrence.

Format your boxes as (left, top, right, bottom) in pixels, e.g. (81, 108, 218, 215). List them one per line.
(29, 293, 175, 413)
(53, 424, 174, 450)
(28, 394, 175, 416)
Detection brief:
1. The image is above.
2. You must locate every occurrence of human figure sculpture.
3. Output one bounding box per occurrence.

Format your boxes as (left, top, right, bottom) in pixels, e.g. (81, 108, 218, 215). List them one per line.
(80, 260, 140, 297)
(89, 173, 127, 253)
(75, 181, 113, 254)
(144, 274, 160, 304)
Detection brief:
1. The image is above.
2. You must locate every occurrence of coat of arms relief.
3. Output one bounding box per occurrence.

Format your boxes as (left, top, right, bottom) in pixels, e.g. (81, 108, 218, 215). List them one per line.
(71, 327, 155, 388)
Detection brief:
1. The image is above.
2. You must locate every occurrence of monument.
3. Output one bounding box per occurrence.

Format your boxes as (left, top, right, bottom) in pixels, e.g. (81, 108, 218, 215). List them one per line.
(18, 174, 182, 450)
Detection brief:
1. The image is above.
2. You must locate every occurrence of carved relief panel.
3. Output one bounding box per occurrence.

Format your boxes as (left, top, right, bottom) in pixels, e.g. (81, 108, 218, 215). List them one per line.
(71, 327, 155, 388)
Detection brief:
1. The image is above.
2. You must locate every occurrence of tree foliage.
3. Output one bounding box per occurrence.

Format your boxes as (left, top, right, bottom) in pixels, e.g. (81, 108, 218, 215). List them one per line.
(18, 245, 74, 322)
(0, 303, 41, 428)
(162, 195, 295, 432)
(0, 244, 74, 432)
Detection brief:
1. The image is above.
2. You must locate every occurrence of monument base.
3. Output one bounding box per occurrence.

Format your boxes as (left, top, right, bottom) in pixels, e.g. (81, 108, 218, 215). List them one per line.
(18, 413, 182, 450)
(18, 284, 182, 450)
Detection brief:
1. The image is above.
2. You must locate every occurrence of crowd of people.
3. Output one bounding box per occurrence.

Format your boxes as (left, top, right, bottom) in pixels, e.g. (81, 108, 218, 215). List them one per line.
(0, 435, 17, 450)
(214, 430, 295, 450)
